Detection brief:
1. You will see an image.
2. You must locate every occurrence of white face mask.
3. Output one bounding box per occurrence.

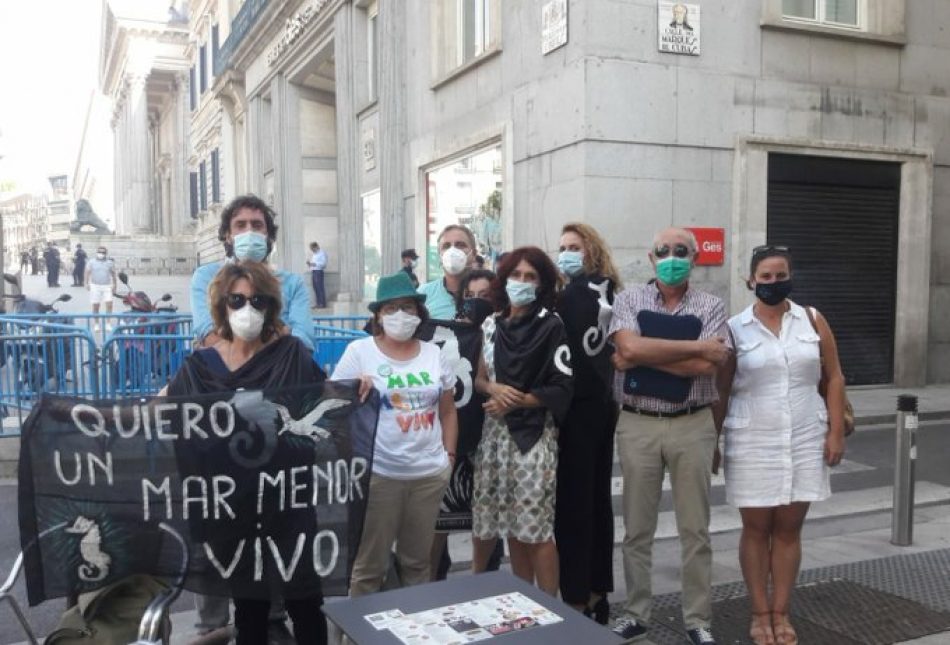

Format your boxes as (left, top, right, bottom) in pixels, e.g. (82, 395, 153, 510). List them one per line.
(381, 310, 421, 341)
(441, 247, 468, 276)
(96, 253, 106, 260)
(228, 303, 265, 341)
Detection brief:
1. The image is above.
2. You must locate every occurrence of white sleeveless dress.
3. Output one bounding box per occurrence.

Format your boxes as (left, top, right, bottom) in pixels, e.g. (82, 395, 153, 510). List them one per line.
(723, 301, 831, 508)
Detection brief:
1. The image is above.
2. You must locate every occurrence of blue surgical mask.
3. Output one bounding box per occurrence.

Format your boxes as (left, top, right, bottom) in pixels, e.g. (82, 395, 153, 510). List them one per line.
(505, 279, 537, 307)
(233, 231, 269, 262)
(557, 251, 584, 277)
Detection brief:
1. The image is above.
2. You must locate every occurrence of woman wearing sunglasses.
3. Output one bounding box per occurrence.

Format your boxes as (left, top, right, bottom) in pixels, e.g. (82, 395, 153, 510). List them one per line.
(721, 245, 847, 645)
(163, 262, 328, 644)
(332, 271, 458, 595)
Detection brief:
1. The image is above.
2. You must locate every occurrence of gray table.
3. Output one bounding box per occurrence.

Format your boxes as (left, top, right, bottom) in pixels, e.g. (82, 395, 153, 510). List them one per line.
(323, 571, 623, 644)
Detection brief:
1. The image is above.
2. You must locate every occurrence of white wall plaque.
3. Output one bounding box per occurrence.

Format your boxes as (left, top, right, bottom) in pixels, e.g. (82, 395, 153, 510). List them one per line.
(361, 127, 376, 172)
(658, 1, 700, 56)
(541, 0, 568, 55)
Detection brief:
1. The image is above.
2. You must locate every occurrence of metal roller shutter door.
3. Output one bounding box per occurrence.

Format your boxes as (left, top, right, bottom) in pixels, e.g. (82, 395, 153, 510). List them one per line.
(767, 154, 900, 385)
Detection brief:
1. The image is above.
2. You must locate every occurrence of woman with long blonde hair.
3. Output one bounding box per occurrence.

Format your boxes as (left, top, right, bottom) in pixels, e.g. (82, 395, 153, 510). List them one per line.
(553, 222, 622, 623)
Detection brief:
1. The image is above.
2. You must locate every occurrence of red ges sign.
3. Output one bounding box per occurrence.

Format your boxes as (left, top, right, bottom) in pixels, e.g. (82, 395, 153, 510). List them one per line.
(686, 227, 725, 266)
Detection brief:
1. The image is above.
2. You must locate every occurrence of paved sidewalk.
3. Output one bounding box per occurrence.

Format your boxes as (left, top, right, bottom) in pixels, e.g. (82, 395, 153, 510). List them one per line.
(849, 385, 950, 426)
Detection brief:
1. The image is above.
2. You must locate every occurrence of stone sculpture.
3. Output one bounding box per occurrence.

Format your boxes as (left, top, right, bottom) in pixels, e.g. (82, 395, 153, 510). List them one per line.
(70, 199, 113, 234)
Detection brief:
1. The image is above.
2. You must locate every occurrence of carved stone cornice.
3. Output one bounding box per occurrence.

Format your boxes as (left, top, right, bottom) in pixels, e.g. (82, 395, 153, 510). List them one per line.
(266, 0, 332, 67)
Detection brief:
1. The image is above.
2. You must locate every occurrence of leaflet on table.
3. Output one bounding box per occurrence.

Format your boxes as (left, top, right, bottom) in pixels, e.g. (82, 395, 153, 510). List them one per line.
(362, 592, 563, 644)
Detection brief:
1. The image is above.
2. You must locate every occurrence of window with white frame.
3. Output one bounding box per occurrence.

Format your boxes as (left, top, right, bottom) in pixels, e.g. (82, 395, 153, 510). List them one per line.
(782, 0, 862, 28)
(434, 0, 501, 80)
(367, 1, 379, 101)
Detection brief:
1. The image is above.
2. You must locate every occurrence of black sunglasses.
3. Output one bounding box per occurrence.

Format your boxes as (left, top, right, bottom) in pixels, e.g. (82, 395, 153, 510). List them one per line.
(752, 244, 791, 256)
(226, 293, 273, 311)
(654, 243, 691, 259)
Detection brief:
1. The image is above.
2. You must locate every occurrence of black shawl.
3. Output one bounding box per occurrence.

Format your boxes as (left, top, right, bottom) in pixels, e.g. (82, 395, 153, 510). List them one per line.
(493, 307, 573, 453)
(167, 335, 325, 395)
(557, 274, 615, 400)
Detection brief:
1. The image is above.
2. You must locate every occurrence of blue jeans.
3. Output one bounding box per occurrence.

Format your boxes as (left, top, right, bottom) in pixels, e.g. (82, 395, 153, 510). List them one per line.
(311, 270, 326, 308)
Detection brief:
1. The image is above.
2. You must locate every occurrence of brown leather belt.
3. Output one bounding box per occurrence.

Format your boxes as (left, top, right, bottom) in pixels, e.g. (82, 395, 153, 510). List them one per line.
(622, 403, 710, 419)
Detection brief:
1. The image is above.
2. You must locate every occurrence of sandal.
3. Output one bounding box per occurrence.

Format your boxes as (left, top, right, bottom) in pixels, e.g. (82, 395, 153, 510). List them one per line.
(772, 613, 798, 645)
(749, 612, 776, 645)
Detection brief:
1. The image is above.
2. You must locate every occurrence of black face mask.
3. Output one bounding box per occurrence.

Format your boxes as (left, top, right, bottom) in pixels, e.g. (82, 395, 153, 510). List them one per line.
(755, 279, 793, 306)
(460, 297, 494, 326)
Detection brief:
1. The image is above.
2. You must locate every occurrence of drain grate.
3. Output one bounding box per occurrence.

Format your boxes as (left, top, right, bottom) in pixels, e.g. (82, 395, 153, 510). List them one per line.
(787, 579, 950, 644)
(608, 547, 950, 644)
(711, 590, 863, 645)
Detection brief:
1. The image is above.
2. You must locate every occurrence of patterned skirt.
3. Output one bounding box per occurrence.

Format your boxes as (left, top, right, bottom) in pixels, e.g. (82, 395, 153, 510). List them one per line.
(471, 414, 558, 543)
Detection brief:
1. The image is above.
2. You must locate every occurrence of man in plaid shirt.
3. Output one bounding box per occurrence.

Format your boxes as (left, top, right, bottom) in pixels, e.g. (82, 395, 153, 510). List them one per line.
(608, 227, 734, 645)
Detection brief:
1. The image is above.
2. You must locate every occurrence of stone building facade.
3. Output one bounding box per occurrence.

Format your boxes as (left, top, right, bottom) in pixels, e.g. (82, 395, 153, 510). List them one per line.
(209, 0, 948, 385)
(98, 0, 197, 274)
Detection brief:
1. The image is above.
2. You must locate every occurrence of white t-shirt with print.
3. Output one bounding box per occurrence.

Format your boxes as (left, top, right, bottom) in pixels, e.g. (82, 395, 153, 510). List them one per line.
(332, 336, 453, 479)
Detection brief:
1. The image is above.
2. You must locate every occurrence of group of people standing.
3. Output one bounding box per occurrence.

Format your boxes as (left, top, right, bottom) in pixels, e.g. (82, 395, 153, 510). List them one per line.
(173, 194, 847, 645)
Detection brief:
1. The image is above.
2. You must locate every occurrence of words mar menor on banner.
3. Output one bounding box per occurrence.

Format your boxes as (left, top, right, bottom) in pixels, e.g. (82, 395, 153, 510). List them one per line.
(18, 381, 379, 606)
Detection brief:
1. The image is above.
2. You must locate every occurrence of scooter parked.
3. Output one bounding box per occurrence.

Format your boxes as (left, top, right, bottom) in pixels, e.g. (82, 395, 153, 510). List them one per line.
(0, 280, 73, 394)
(108, 272, 180, 392)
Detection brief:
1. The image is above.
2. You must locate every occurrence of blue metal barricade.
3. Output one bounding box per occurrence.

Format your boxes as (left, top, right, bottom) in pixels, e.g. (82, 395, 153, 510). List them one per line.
(24, 313, 193, 346)
(0, 314, 366, 431)
(100, 322, 192, 397)
(313, 324, 367, 375)
(312, 315, 369, 331)
(0, 317, 99, 435)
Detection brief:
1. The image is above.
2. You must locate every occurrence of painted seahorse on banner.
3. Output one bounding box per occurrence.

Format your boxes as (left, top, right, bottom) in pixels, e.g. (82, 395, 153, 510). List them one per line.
(65, 516, 111, 582)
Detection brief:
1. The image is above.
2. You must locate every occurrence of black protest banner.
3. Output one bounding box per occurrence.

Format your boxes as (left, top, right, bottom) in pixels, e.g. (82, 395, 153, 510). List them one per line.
(17, 381, 379, 606)
(417, 319, 485, 531)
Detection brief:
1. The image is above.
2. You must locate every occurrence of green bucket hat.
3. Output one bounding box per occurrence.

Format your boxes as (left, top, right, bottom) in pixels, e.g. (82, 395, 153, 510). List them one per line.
(368, 271, 427, 312)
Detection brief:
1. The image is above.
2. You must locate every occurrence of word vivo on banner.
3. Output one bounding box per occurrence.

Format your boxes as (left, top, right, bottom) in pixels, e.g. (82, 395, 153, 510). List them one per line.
(18, 382, 379, 606)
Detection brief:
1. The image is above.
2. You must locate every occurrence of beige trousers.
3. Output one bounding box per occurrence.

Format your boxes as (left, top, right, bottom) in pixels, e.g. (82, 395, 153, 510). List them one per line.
(349, 466, 451, 597)
(616, 407, 716, 629)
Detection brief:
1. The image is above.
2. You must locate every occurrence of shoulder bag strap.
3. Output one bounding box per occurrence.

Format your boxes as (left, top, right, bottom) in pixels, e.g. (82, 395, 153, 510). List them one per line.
(806, 306, 829, 396)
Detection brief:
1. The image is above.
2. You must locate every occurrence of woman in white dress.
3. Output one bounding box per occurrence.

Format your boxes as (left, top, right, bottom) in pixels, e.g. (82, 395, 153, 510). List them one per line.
(722, 246, 847, 645)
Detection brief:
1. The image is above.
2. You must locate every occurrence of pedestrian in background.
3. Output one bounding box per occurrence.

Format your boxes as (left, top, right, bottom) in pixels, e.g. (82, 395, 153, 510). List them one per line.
(554, 222, 622, 624)
(85, 245, 117, 329)
(471, 247, 573, 595)
(308, 241, 328, 308)
(29, 247, 38, 275)
(608, 227, 732, 645)
(333, 271, 457, 595)
(72, 243, 87, 287)
(19, 250, 29, 274)
(418, 224, 478, 318)
(43, 241, 61, 287)
(723, 245, 846, 645)
(400, 248, 420, 289)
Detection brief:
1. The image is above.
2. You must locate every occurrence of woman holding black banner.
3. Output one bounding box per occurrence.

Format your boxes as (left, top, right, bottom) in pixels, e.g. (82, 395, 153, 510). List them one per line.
(164, 262, 329, 645)
(332, 271, 458, 595)
(554, 223, 622, 623)
(471, 247, 573, 595)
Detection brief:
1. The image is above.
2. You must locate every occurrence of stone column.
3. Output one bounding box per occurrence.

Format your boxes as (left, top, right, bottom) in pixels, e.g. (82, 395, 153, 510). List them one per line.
(378, 0, 407, 273)
(246, 95, 264, 197)
(333, 4, 363, 303)
(270, 74, 304, 273)
(171, 72, 191, 237)
(111, 106, 124, 236)
(128, 74, 153, 234)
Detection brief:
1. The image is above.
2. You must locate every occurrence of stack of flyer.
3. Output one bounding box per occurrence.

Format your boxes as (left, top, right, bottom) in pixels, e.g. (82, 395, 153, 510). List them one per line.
(363, 592, 564, 643)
